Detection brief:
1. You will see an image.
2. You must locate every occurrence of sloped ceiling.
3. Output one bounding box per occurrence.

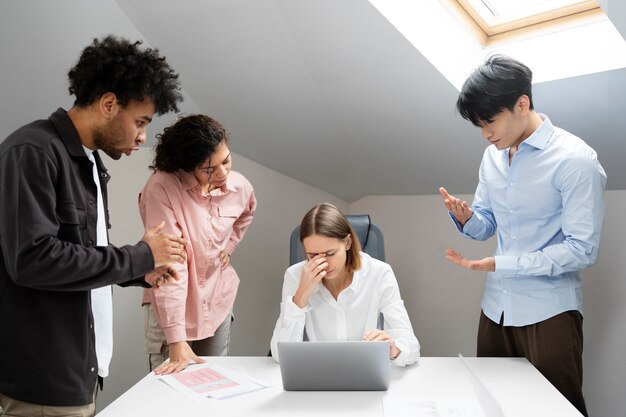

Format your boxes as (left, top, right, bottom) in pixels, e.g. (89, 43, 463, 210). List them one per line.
(77, 1, 626, 200)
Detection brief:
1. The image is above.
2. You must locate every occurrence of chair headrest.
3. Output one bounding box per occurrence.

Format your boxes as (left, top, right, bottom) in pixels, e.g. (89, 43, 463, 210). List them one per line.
(345, 214, 371, 248)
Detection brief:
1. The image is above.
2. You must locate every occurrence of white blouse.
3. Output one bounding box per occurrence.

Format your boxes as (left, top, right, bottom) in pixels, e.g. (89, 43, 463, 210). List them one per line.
(270, 252, 420, 366)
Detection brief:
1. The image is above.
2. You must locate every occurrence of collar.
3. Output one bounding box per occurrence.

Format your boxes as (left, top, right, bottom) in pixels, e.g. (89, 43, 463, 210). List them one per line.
(82, 145, 95, 157)
(50, 108, 91, 158)
(51, 108, 109, 176)
(520, 113, 553, 151)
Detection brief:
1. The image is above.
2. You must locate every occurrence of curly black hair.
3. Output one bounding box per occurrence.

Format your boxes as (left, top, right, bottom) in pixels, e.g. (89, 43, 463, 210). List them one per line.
(152, 114, 230, 173)
(68, 35, 182, 114)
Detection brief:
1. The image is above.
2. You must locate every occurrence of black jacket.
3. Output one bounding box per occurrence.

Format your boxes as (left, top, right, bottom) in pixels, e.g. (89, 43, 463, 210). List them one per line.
(0, 108, 154, 406)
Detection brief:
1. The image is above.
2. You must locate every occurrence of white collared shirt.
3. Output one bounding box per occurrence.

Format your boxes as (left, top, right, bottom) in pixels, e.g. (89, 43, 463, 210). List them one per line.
(84, 146, 112, 378)
(270, 253, 420, 366)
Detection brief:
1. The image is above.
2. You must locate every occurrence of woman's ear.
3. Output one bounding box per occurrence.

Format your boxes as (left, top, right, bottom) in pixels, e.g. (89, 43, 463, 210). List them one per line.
(345, 235, 352, 250)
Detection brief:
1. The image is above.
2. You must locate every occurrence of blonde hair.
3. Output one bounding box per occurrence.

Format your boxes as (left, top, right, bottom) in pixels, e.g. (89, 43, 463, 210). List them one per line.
(300, 203, 362, 273)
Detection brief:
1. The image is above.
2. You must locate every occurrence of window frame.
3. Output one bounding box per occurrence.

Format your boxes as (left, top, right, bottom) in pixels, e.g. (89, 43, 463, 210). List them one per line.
(442, 0, 603, 45)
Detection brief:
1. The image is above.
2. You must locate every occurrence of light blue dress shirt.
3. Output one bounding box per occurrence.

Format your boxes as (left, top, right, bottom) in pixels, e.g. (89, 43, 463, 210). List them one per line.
(451, 114, 607, 326)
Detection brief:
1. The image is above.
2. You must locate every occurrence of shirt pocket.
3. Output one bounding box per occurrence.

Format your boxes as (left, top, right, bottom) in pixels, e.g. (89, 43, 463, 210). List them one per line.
(57, 201, 87, 243)
(217, 206, 241, 218)
(216, 206, 241, 227)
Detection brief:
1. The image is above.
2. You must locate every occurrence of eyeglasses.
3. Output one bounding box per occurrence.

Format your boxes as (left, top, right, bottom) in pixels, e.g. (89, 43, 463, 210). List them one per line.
(196, 153, 231, 176)
(196, 165, 216, 175)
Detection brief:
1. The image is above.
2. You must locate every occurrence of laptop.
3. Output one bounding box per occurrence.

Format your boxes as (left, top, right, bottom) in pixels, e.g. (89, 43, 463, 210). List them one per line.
(458, 354, 505, 417)
(277, 341, 390, 391)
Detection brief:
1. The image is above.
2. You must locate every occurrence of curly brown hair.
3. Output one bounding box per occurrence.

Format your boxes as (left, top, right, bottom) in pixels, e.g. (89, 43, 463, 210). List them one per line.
(151, 114, 230, 173)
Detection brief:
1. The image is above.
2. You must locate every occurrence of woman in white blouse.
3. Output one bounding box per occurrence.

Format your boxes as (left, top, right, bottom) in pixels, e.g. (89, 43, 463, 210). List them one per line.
(270, 203, 420, 366)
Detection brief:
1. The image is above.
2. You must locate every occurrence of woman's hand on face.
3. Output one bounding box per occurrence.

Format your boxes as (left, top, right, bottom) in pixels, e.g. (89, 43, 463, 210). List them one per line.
(292, 254, 328, 308)
(363, 329, 401, 360)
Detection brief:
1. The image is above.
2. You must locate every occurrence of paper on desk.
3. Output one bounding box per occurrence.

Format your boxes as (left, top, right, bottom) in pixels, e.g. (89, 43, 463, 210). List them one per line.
(383, 396, 486, 417)
(160, 364, 271, 401)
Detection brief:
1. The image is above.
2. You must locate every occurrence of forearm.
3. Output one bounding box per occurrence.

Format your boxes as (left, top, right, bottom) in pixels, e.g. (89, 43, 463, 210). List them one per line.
(270, 299, 307, 361)
(149, 278, 189, 343)
(497, 238, 601, 278)
(7, 240, 153, 291)
(224, 201, 256, 254)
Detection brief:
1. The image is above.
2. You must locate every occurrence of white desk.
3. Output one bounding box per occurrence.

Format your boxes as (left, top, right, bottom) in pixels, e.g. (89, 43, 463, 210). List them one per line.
(98, 357, 582, 417)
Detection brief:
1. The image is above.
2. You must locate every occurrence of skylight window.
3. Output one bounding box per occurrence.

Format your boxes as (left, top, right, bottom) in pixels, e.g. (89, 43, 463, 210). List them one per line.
(454, 0, 602, 44)
(368, 0, 626, 90)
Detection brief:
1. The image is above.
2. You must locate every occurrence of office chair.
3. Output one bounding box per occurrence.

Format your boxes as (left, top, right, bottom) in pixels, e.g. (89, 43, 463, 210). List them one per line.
(289, 214, 386, 265)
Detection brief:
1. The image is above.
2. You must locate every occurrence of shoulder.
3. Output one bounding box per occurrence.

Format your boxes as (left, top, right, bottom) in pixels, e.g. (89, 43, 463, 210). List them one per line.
(286, 260, 305, 275)
(145, 170, 184, 188)
(141, 171, 188, 202)
(229, 170, 254, 190)
(284, 260, 305, 283)
(1, 118, 59, 158)
(549, 128, 605, 177)
(358, 253, 394, 278)
(551, 127, 597, 158)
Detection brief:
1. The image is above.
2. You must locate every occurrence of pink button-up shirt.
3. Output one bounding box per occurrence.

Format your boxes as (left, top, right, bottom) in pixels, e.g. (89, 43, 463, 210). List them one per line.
(139, 169, 256, 343)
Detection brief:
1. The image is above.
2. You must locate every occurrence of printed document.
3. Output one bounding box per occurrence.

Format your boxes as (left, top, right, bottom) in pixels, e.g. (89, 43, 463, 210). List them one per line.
(160, 364, 270, 401)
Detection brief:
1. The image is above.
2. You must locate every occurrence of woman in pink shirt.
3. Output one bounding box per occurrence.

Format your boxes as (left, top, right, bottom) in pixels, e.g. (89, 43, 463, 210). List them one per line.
(139, 115, 256, 374)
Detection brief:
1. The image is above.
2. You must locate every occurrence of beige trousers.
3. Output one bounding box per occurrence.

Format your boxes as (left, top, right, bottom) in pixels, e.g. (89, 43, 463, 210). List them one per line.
(0, 382, 97, 417)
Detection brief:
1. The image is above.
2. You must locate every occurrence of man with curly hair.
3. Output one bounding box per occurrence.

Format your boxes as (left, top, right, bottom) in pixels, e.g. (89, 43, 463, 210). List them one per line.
(0, 35, 187, 416)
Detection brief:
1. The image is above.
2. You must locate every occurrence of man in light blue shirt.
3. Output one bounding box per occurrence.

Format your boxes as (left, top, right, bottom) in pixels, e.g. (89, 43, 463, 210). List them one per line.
(440, 55, 606, 417)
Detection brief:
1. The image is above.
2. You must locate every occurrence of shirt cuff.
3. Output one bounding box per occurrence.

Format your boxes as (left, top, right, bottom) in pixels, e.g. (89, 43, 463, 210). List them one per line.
(126, 241, 155, 279)
(284, 297, 310, 318)
(391, 341, 409, 367)
(495, 255, 518, 278)
(448, 211, 465, 234)
(163, 326, 187, 344)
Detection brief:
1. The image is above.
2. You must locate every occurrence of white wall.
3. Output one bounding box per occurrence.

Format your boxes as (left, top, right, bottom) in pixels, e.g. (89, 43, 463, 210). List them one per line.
(100, 149, 347, 412)
(349, 191, 626, 417)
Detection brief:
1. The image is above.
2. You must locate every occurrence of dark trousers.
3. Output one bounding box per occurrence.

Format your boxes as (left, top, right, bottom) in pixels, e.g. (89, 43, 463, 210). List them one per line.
(477, 310, 588, 417)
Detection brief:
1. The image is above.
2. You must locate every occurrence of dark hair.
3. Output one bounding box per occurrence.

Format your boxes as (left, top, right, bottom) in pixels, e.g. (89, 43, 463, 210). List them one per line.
(300, 203, 362, 273)
(68, 35, 182, 114)
(456, 54, 534, 127)
(151, 114, 229, 172)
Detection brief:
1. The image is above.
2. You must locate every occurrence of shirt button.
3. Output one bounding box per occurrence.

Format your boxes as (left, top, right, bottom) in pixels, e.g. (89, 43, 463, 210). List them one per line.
(503, 290, 508, 294)
(509, 210, 514, 214)
(89, 200, 94, 205)
(90, 324, 93, 329)
(91, 367, 95, 372)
